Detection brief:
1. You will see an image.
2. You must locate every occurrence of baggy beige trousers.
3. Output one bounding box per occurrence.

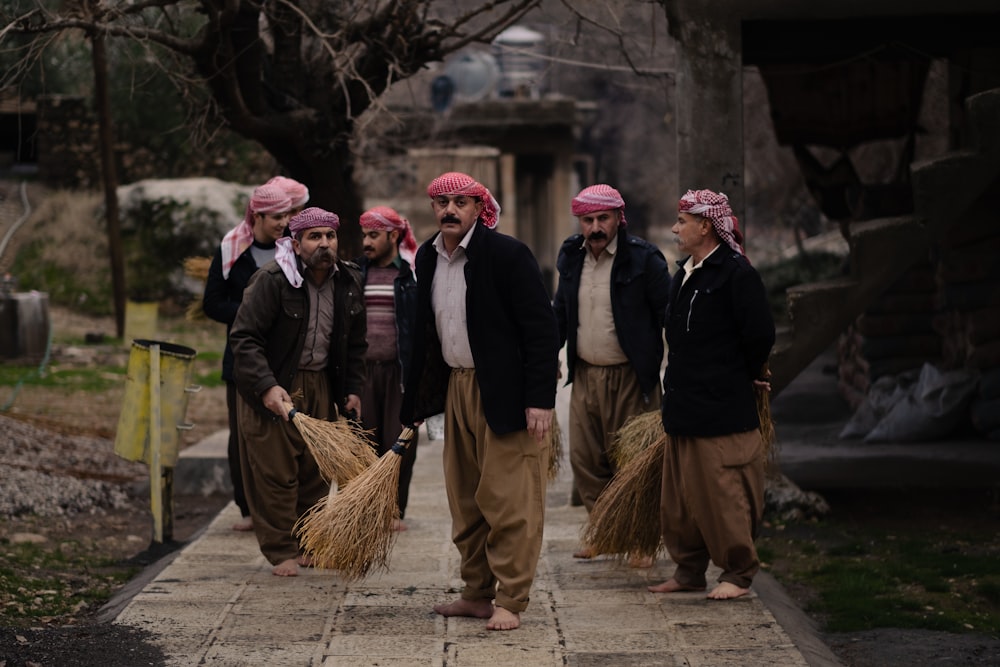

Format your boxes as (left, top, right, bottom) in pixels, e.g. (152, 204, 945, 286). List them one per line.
(443, 369, 548, 613)
(569, 361, 660, 511)
(238, 370, 331, 565)
(660, 429, 765, 589)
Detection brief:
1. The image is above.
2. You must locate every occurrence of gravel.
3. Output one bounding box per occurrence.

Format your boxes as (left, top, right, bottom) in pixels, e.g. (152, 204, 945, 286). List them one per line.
(0, 415, 145, 518)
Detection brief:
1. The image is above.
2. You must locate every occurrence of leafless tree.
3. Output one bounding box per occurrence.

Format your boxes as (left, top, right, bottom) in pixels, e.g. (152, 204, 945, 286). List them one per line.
(1, 0, 541, 255)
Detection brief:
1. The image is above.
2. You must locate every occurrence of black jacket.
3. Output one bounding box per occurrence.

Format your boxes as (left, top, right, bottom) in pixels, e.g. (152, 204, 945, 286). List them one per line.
(202, 246, 262, 383)
(553, 229, 671, 398)
(400, 224, 560, 435)
(661, 247, 775, 437)
(356, 255, 418, 386)
(230, 260, 368, 419)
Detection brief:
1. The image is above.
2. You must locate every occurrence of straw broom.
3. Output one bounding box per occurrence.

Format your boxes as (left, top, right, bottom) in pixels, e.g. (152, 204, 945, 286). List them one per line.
(585, 369, 777, 559)
(608, 410, 662, 469)
(294, 427, 416, 579)
(547, 411, 563, 481)
(583, 433, 666, 560)
(281, 401, 378, 486)
(183, 256, 212, 321)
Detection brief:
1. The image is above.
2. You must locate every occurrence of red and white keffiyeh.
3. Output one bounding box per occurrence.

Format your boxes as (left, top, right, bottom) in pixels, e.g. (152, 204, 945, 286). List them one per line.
(360, 206, 418, 272)
(274, 207, 342, 287)
(221, 184, 292, 279)
(426, 172, 501, 229)
(571, 184, 627, 226)
(678, 189, 744, 255)
(265, 176, 310, 209)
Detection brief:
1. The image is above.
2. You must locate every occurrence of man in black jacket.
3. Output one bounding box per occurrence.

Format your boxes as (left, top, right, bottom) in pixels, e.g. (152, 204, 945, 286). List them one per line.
(401, 172, 559, 631)
(648, 189, 775, 600)
(356, 206, 419, 529)
(230, 207, 367, 577)
(203, 182, 298, 531)
(553, 184, 670, 559)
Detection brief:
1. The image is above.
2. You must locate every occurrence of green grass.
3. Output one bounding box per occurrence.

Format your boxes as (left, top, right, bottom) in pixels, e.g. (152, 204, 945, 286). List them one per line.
(0, 540, 138, 626)
(0, 365, 126, 392)
(760, 521, 1000, 637)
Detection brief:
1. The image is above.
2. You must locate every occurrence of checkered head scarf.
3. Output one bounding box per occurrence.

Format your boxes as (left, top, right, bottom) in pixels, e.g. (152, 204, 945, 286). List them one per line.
(288, 207, 340, 235)
(221, 184, 292, 279)
(426, 172, 501, 229)
(265, 176, 310, 209)
(678, 189, 744, 255)
(274, 207, 341, 288)
(571, 184, 627, 227)
(360, 206, 418, 272)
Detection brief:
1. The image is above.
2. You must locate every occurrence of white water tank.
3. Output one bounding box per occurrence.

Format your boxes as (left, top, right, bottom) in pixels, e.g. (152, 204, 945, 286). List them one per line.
(492, 25, 546, 99)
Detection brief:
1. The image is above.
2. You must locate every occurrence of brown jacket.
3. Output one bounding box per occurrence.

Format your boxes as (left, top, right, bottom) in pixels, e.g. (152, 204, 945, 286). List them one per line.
(230, 259, 367, 419)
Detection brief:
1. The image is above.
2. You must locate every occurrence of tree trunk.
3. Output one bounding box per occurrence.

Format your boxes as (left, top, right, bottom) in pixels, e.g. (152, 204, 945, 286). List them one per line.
(90, 29, 127, 339)
(294, 144, 364, 260)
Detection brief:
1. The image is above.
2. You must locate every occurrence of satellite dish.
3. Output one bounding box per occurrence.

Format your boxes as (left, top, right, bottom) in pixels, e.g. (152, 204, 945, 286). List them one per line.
(443, 51, 499, 103)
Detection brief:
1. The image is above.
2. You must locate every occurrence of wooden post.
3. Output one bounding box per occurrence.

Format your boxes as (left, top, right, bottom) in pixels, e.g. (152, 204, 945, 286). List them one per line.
(149, 343, 163, 544)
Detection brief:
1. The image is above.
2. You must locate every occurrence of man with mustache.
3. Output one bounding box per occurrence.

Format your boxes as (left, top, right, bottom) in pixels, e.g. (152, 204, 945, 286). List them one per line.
(230, 207, 367, 577)
(552, 184, 671, 561)
(401, 172, 559, 631)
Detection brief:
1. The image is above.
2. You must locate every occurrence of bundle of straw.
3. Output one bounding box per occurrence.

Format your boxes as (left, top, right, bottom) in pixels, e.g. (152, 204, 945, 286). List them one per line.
(608, 410, 662, 469)
(547, 412, 563, 481)
(295, 427, 416, 579)
(281, 401, 378, 485)
(756, 363, 778, 469)
(183, 256, 212, 321)
(582, 434, 666, 560)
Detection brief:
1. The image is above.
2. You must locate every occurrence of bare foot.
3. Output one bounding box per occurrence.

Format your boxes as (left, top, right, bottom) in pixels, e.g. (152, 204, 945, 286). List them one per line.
(628, 554, 654, 568)
(272, 559, 299, 577)
(647, 578, 706, 593)
(433, 598, 494, 619)
(573, 546, 595, 559)
(707, 582, 750, 600)
(393, 519, 408, 532)
(296, 554, 314, 568)
(486, 606, 520, 631)
(232, 515, 254, 531)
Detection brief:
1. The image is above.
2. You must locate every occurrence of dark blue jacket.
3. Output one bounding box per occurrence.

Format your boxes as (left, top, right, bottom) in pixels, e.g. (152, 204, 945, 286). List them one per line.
(553, 229, 671, 399)
(356, 255, 418, 386)
(203, 245, 262, 383)
(400, 224, 560, 435)
(661, 247, 775, 437)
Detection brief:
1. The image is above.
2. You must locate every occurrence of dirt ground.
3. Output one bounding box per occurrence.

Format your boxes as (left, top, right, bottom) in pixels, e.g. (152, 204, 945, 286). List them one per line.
(2, 307, 1000, 666)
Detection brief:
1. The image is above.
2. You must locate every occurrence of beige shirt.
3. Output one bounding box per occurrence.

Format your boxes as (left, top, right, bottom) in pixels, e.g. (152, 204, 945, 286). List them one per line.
(680, 244, 721, 288)
(577, 233, 628, 366)
(298, 265, 337, 371)
(431, 226, 476, 369)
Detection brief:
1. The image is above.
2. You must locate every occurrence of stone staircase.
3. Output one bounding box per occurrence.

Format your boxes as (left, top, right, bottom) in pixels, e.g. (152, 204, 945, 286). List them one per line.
(769, 87, 1000, 396)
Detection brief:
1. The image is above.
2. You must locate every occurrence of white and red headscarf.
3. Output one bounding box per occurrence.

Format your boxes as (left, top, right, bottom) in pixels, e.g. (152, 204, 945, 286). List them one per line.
(221, 184, 292, 279)
(571, 184, 627, 227)
(426, 172, 501, 229)
(275, 207, 341, 288)
(678, 189, 744, 255)
(265, 176, 310, 210)
(360, 206, 418, 272)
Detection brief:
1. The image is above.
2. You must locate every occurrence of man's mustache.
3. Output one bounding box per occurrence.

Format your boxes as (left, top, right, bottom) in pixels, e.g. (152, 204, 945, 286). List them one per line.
(588, 230, 608, 241)
(442, 215, 461, 224)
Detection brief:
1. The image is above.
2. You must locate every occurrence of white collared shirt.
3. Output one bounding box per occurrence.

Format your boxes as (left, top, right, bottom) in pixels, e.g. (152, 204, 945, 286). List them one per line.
(431, 225, 477, 369)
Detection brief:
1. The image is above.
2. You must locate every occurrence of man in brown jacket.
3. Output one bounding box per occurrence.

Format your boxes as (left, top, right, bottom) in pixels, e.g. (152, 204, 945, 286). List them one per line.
(230, 207, 367, 576)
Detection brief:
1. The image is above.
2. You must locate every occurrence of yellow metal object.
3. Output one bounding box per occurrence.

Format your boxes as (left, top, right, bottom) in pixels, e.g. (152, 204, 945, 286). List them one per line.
(113, 339, 198, 467)
(124, 300, 158, 343)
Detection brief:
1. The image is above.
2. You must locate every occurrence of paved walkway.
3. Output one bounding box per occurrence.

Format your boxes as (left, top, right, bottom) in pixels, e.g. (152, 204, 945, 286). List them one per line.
(109, 420, 830, 666)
